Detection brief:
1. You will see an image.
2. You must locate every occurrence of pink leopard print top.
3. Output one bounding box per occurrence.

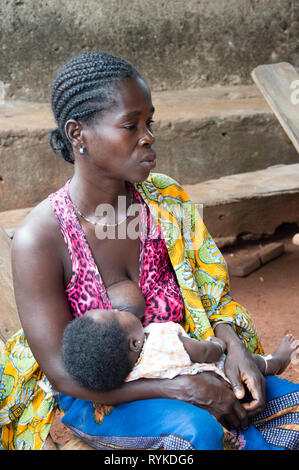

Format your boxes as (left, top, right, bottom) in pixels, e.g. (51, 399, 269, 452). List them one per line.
(48, 180, 184, 326)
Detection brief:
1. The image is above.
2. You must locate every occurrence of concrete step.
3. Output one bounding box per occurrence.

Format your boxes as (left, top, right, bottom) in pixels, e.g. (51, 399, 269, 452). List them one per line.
(1, 163, 299, 248)
(1, 84, 298, 212)
(184, 163, 299, 246)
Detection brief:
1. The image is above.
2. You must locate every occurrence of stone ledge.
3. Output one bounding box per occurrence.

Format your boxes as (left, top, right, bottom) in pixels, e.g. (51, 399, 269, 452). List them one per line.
(1, 85, 298, 211)
(184, 164, 299, 246)
(0, 85, 269, 132)
(1, 164, 299, 248)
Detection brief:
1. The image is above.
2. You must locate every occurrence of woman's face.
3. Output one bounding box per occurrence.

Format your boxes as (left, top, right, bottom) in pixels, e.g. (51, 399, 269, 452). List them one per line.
(79, 76, 156, 183)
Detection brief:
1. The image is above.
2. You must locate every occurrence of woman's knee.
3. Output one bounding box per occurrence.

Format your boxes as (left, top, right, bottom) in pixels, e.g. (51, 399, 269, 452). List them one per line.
(147, 399, 224, 450)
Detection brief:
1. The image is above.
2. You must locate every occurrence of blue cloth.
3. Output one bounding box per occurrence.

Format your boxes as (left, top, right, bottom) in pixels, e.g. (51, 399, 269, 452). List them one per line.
(56, 376, 299, 450)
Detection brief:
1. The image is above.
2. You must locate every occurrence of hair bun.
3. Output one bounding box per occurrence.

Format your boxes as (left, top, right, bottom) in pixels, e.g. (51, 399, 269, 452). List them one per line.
(48, 128, 74, 164)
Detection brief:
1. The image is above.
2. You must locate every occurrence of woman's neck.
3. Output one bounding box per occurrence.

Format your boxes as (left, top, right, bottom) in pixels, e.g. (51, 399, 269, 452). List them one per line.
(69, 166, 128, 217)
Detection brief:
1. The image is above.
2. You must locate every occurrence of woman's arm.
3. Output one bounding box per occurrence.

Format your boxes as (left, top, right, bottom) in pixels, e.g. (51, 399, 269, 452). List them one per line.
(11, 217, 168, 404)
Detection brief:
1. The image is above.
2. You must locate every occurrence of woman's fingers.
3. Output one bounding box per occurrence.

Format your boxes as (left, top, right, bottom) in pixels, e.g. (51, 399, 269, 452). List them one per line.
(224, 366, 246, 400)
(220, 400, 249, 430)
(239, 371, 266, 416)
(224, 346, 267, 418)
(234, 402, 249, 430)
(196, 372, 249, 430)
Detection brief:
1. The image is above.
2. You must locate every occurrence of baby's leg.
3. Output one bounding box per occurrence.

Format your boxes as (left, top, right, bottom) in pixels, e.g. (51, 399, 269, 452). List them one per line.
(253, 334, 299, 376)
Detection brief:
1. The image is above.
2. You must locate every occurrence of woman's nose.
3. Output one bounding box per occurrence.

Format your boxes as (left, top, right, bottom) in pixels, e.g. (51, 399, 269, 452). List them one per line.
(138, 128, 155, 146)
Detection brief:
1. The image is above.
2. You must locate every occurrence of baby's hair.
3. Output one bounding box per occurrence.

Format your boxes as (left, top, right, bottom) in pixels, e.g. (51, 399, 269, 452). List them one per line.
(49, 51, 140, 163)
(62, 314, 132, 392)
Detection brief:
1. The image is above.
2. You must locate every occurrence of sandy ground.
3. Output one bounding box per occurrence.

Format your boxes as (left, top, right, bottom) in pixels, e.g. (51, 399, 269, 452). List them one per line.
(223, 235, 299, 383)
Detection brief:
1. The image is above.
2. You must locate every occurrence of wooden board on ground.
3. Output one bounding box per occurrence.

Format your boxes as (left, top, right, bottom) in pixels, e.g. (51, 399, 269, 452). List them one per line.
(59, 436, 95, 451)
(251, 62, 299, 154)
(0, 207, 32, 238)
(0, 225, 21, 341)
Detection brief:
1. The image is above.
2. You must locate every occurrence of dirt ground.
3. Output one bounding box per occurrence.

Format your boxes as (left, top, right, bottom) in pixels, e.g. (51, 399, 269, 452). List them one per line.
(223, 233, 299, 383)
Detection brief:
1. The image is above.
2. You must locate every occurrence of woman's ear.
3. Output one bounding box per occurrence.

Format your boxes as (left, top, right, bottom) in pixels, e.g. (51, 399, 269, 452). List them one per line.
(64, 119, 84, 152)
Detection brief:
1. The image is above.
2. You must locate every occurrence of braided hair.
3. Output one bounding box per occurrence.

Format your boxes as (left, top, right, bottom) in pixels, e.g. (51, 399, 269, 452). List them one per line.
(49, 52, 140, 164)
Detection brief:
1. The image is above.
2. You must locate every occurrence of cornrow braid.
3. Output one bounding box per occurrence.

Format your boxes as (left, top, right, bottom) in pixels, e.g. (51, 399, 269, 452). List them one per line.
(49, 51, 140, 164)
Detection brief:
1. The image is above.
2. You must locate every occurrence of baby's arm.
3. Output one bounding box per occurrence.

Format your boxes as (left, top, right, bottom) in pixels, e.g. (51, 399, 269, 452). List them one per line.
(179, 335, 226, 364)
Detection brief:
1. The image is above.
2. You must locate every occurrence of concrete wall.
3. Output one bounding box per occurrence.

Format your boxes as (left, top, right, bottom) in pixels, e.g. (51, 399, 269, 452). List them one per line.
(1, 0, 298, 101)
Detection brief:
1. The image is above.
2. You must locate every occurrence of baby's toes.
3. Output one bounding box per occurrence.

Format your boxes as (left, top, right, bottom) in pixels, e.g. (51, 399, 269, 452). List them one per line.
(286, 333, 295, 343)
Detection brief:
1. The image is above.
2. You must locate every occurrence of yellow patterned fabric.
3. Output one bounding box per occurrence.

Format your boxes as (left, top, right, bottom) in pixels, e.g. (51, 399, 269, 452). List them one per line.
(0, 330, 56, 450)
(136, 173, 264, 354)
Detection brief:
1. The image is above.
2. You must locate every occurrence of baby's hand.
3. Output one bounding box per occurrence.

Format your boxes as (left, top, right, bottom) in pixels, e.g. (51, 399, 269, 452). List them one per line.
(204, 337, 226, 363)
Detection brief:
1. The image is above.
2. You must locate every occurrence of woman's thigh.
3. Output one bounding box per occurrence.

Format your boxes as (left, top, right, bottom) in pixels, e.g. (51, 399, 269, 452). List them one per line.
(57, 376, 299, 450)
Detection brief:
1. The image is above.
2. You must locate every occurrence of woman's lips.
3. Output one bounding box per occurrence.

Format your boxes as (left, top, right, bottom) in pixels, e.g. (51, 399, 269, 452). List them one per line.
(139, 152, 156, 169)
(140, 159, 156, 169)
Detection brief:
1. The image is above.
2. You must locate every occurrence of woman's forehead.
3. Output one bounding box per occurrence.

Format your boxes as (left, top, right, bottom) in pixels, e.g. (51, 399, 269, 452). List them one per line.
(111, 76, 154, 117)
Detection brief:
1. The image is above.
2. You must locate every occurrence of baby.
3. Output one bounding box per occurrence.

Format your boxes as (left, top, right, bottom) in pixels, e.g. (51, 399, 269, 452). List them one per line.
(62, 280, 299, 393)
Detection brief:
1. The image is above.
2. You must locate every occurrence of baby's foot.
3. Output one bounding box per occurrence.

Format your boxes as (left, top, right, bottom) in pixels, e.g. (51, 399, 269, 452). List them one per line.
(264, 334, 299, 375)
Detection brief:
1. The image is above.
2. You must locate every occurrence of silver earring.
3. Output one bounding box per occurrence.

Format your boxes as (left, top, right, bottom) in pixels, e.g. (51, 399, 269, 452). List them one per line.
(79, 145, 85, 155)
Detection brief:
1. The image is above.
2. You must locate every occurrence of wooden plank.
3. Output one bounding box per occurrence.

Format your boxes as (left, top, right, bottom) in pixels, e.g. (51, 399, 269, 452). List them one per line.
(0, 225, 21, 341)
(251, 62, 299, 153)
(0, 207, 32, 237)
(59, 436, 95, 450)
(42, 435, 58, 451)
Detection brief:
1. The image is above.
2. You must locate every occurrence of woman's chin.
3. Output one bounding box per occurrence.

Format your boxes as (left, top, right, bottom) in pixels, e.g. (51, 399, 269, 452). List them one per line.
(128, 168, 154, 184)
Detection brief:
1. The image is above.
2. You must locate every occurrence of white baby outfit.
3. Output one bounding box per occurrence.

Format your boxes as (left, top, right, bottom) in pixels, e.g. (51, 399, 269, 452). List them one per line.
(126, 321, 228, 382)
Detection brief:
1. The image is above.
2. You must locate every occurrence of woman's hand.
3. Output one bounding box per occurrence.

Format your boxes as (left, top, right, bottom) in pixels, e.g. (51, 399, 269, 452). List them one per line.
(214, 323, 266, 417)
(224, 344, 266, 417)
(180, 372, 249, 430)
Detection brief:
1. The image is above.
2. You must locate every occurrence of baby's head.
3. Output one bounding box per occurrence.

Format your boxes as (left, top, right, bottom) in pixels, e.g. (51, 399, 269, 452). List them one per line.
(62, 281, 146, 392)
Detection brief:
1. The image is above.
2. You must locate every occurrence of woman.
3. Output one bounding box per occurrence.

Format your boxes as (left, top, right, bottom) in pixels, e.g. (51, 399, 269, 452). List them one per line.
(1, 52, 298, 450)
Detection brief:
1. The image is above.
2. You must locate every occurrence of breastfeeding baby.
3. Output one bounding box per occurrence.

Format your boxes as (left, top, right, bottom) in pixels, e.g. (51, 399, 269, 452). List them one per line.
(62, 280, 299, 394)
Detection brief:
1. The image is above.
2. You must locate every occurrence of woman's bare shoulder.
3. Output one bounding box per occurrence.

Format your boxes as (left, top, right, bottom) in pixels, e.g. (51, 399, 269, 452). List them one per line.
(12, 197, 62, 254)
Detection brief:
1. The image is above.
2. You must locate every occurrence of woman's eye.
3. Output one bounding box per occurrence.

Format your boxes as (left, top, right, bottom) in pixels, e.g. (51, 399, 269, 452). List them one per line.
(123, 119, 155, 131)
(124, 124, 137, 131)
(147, 120, 155, 129)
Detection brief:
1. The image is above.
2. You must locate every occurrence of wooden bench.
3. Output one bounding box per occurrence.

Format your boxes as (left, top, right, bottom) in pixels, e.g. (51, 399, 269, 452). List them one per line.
(251, 62, 299, 245)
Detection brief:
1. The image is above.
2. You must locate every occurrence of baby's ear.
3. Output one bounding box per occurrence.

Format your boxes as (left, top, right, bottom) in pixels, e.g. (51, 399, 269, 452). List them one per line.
(128, 337, 142, 353)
